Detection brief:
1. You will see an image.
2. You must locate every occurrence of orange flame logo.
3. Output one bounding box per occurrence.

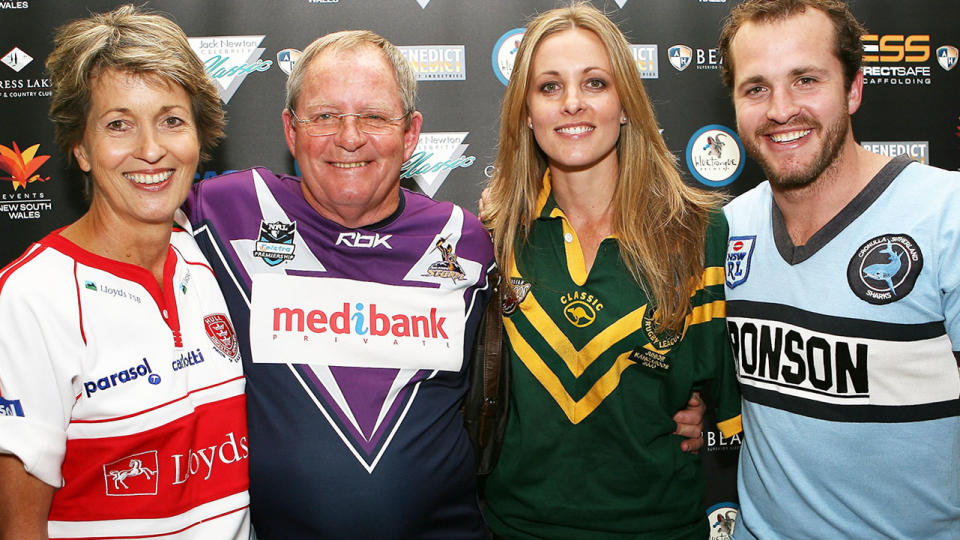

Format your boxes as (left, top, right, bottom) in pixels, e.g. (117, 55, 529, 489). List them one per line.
(0, 141, 51, 190)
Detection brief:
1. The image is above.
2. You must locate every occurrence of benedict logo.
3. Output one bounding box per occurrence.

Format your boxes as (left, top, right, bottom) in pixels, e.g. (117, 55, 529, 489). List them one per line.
(847, 234, 923, 305)
(1, 46, 31, 72)
(860, 141, 928, 164)
(402, 132, 476, 196)
(103, 451, 159, 496)
(492, 28, 525, 85)
(630, 44, 658, 79)
(254, 220, 296, 266)
(399, 45, 466, 80)
(861, 34, 932, 85)
(187, 35, 272, 103)
(276, 48, 302, 75)
(83, 358, 158, 398)
(560, 291, 603, 328)
(937, 45, 958, 71)
(686, 125, 744, 187)
(204, 313, 240, 361)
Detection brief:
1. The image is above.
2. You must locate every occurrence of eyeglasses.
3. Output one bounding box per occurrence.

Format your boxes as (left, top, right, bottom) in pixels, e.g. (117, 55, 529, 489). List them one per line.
(288, 108, 409, 136)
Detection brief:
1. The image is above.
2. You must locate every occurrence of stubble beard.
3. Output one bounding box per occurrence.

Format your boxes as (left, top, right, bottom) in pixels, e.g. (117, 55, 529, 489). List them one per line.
(743, 113, 848, 191)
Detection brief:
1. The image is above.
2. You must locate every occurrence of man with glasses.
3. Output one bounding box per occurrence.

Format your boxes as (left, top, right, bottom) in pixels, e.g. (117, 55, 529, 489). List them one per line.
(183, 30, 495, 538)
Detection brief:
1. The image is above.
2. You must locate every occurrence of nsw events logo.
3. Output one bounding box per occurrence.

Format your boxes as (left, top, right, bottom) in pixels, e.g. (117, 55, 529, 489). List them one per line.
(254, 220, 297, 266)
(187, 35, 272, 103)
(492, 28, 525, 85)
(1, 141, 49, 191)
(401, 132, 476, 197)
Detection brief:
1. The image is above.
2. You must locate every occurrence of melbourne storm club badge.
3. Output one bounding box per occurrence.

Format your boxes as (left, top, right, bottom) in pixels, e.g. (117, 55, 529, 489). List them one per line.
(847, 233, 923, 305)
(254, 220, 296, 266)
(423, 235, 466, 283)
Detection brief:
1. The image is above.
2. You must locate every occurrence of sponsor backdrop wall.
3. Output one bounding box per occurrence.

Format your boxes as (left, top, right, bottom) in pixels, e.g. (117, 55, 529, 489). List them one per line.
(1, 0, 957, 533)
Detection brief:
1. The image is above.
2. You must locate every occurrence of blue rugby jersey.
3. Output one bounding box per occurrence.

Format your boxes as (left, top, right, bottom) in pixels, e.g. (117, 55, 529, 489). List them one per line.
(724, 155, 960, 540)
(184, 168, 494, 539)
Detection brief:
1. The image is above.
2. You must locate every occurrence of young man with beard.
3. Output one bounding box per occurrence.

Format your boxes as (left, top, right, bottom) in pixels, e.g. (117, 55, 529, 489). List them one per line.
(718, 1, 960, 538)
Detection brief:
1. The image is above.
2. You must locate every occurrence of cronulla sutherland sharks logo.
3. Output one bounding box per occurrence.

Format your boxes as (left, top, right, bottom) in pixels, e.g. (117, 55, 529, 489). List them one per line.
(847, 234, 922, 305)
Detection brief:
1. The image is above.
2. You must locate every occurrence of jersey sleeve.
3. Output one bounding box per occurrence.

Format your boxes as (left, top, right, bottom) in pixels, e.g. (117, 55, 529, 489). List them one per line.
(700, 210, 742, 439)
(937, 178, 960, 360)
(0, 253, 78, 487)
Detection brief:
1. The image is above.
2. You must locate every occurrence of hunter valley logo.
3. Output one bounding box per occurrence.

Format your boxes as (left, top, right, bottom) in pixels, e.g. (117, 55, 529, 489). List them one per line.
(187, 35, 272, 103)
(398, 45, 466, 80)
(847, 234, 923, 305)
(402, 132, 476, 196)
(254, 220, 297, 266)
(424, 235, 466, 283)
(492, 28, 525, 85)
(686, 125, 744, 188)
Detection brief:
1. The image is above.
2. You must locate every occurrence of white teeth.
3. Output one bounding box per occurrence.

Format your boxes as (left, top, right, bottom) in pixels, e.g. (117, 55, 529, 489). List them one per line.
(124, 171, 173, 185)
(770, 129, 811, 143)
(557, 126, 593, 135)
(332, 161, 369, 169)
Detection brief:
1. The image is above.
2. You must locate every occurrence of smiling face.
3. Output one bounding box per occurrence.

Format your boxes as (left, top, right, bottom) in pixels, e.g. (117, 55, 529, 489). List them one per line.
(526, 28, 624, 175)
(73, 69, 199, 229)
(729, 8, 861, 189)
(282, 45, 422, 227)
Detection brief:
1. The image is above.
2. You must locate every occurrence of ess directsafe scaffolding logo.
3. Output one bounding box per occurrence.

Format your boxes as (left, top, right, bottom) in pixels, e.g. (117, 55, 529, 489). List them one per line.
(188, 35, 272, 103)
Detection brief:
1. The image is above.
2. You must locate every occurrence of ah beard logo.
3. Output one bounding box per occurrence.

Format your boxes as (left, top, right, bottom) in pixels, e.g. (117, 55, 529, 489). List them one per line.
(187, 35, 272, 103)
(401, 132, 476, 197)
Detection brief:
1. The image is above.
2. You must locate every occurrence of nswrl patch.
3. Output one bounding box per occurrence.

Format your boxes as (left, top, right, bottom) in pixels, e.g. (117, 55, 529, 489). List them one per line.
(725, 236, 756, 289)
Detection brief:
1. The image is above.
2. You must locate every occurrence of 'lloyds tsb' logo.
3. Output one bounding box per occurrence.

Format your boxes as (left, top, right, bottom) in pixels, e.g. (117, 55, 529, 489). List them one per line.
(847, 234, 922, 305)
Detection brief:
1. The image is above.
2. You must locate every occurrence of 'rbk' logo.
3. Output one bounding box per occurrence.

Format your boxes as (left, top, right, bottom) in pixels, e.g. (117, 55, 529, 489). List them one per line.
(336, 232, 393, 249)
(188, 36, 273, 103)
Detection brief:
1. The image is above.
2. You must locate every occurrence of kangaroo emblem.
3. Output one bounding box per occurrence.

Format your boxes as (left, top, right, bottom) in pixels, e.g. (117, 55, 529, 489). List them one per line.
(862, 240, 902, 296)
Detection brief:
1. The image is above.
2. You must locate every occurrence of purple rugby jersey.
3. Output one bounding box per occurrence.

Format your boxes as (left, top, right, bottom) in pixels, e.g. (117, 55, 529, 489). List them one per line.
(183, 167, 494, 539)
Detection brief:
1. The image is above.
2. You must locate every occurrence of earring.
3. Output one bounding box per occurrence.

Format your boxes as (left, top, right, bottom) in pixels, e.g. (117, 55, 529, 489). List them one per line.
(620, 117, 627, 124)
(528, 121, 534, 129)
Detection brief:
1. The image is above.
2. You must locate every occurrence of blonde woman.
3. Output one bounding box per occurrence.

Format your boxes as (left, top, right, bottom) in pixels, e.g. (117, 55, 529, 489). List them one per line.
(482, 4, 741, 538)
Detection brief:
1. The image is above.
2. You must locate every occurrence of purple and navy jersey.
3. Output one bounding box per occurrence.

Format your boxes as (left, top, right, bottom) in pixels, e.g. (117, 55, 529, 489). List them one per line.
(183, 167, 494, 539)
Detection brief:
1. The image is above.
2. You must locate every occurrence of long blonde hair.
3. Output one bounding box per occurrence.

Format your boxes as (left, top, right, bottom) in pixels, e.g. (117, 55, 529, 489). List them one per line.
(485, 2, 724, 332)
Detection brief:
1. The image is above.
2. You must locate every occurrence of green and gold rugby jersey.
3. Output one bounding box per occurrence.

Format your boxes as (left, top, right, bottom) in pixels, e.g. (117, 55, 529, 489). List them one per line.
(483, 173, 741, 539)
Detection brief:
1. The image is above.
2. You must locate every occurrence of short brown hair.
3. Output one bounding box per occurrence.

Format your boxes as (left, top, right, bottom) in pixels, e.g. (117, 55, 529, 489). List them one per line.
(718, 0, 866, 90)
(46, 4, 224, 169)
